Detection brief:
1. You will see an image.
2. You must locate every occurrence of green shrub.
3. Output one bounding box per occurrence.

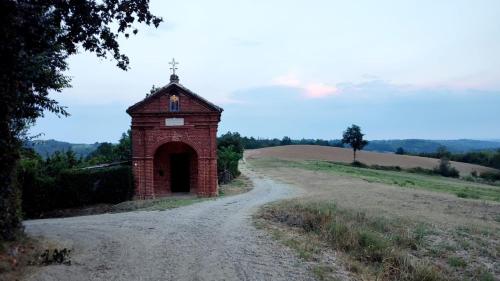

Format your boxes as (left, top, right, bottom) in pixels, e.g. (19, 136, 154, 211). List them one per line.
(456, 191, 480, 200)
(479, 171, 500, 182)
(358, 229, 388, 262)
(57, 166, 134, 207)
(433, 158, 459, 178)
(447, 256, 466, 268)
(352, 161, 368, 168)
(395, 147, 406, 155)
(21, 165, 133, 218)
(217, 132, 244, 184)
(326, 221, 353, 249)
(406, 167, 435, 175)
(370, 165, 402, 171)
(217, 146, 241, 184)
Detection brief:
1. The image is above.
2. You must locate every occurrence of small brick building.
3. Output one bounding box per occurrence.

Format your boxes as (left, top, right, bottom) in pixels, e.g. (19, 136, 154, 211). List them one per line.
(127, 73, 222, 198)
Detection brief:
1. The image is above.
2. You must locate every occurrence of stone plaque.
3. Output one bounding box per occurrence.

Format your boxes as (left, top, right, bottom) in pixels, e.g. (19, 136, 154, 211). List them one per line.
(165, 118, 184, 126)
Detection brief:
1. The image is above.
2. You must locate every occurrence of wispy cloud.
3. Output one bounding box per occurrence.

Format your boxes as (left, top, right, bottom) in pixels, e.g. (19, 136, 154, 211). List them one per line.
(272, 73, 337, 98)
(304, 83, 338, 98)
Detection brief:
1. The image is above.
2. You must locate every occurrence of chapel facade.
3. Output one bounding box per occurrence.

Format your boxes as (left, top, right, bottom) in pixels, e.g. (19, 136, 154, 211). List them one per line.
(127, 67, 222, 198)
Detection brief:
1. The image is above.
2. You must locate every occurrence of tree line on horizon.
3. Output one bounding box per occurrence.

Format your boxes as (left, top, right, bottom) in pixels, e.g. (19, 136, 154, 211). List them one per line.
(396, 145, 500, 170)
(27, 131, 500, 172)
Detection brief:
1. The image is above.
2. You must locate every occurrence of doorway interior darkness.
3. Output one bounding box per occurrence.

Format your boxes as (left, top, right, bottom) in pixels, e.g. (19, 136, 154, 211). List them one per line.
(153, 141, 198, 196)
(170, 153, 190, 192)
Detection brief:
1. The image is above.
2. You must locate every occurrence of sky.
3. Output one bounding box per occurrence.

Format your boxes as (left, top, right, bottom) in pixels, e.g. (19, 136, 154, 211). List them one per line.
(31, 0, 500, 143)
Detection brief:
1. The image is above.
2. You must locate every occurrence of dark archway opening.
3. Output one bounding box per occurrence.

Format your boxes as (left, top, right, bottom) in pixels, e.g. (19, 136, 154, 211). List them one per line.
(153, 142, 198, 196)
(170, 153, 190, 192)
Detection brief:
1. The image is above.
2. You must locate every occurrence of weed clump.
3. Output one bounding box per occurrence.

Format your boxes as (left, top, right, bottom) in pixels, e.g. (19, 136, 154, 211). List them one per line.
(447, 256, 466, 268)
(31, 248, 72, 266)
(260, 200, 447, 280)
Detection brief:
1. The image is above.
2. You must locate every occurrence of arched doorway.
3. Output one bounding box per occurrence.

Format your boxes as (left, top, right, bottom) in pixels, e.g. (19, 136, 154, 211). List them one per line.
(153, 142, 198, 196)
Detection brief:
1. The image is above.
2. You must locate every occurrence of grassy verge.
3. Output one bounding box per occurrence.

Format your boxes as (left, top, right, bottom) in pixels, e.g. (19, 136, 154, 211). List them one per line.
(33, 175, 253, 219)
(112, 196, 207, 212)
(111, 174, 253, 211)
(252, 158, 500, 202)
(35, 195, 209, 218)
(258, 200, 497, 281)
(218, 174, 253, 196)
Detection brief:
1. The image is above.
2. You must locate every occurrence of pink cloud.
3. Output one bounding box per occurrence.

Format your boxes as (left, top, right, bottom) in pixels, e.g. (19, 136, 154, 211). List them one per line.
(272, 73, 338, 98)
(304, 83, 338, 98)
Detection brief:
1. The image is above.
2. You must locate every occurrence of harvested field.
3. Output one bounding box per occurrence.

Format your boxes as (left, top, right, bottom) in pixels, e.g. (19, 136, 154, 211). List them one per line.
(246, 145, 498, 175)
(248, 147, 500, 280)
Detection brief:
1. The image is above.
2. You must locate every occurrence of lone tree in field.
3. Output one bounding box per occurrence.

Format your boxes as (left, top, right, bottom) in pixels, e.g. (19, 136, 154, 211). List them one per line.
(0, 0, 162, 241)
(341, 124, 368, 162)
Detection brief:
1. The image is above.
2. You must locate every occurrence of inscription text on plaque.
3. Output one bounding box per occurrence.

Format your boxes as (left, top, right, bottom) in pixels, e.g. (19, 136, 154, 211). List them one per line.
(165, 118, 184, 126)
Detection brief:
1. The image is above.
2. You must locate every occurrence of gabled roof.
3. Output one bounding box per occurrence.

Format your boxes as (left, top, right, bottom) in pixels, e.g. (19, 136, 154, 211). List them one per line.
(127, 81, 223, 114)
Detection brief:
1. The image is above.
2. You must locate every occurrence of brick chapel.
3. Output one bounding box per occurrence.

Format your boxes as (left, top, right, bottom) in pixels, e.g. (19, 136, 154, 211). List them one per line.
(127, 60, 222, 198)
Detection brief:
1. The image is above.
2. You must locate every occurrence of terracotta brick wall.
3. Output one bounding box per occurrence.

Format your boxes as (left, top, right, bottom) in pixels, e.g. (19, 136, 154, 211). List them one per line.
(128, 84, 221, 199)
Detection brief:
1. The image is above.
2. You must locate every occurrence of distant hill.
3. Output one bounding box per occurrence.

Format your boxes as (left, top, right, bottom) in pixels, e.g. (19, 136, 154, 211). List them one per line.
(24, 139, 101, 159)
(25, 138, 500, 159)
(365, 139, 500, 154)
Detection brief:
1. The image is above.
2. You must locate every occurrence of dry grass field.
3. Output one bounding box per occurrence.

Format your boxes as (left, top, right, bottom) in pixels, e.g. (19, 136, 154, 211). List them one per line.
(247, 145, 498, 176)
(248, 146, 500, 281)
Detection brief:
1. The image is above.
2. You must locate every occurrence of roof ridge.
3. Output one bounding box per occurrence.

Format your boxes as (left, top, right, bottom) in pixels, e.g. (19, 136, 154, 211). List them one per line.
(126, 82, 223, 114)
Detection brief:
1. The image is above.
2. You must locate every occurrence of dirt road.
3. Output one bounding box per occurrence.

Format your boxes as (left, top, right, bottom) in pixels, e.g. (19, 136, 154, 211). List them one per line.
(23, 166, 316, 281)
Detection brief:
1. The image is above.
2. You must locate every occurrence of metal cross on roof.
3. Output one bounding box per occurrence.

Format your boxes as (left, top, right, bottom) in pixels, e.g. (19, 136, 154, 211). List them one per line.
(169, 58, 179, 75)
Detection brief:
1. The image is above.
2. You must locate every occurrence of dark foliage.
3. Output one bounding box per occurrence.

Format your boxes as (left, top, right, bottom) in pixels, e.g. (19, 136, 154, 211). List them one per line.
(20, 163, 133, 219)
(478, 171, 500, 182)
(365, 139, 500, 154)
(217, 132, 243, 184)
(83, 130, 132, 165)
(281, 136, 293, 145)
(342, 124, 369, 162)
(240, 136, 343, 149)
(18, 131, 134, 218)
(351, 161, 368, 168)
(217, 132, 244, 155)
(433, 158, 460, 178)
(416, 147, 500, 170)
(57, 166, 133, 207)
(217, 147, 242, 184)
(395, 147, 406, 155)
(406, 167, 436, 175)
(369, 165, 402, 172)
(39, 248, 72, 266)
(0, 0, 161, 240)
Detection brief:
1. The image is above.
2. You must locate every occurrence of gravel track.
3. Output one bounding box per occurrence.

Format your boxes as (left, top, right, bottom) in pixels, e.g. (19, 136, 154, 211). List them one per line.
(23, 165, 316, 281)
